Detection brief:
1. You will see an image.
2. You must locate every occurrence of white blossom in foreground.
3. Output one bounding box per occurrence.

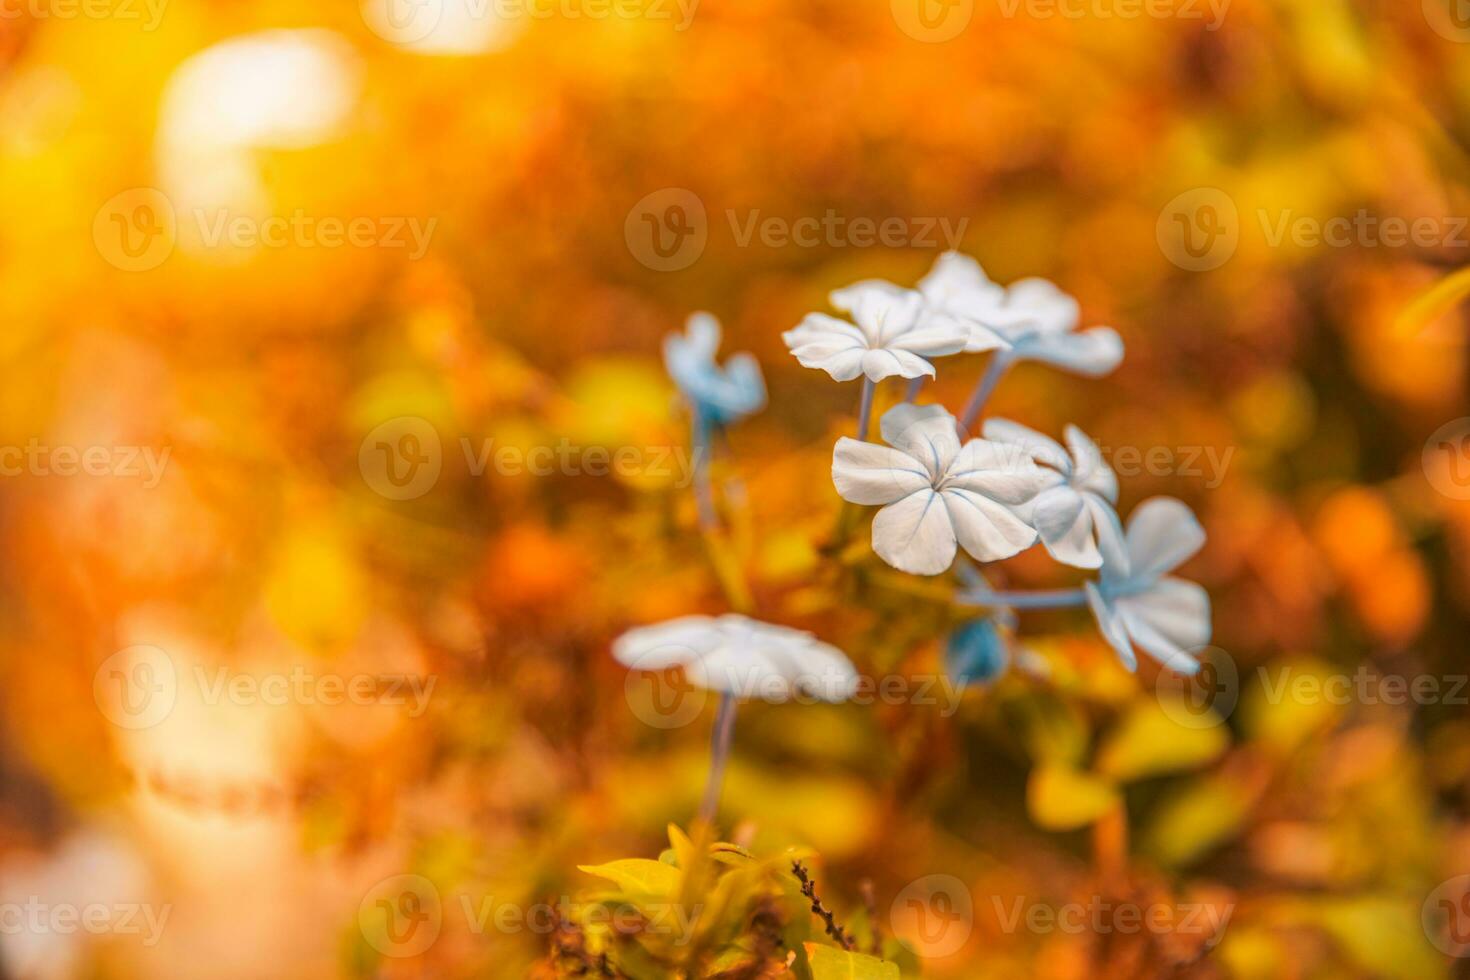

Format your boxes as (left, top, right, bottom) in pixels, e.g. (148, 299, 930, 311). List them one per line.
(831, 404, 1047, 575)
(830, 253, 1010, 354)
(983, 419, 1127, 573)
(1085, 497, 1211, 674)
(783, 284, 971, 382)
(613, 614, 858, 702)
(908, 252, 1123, 375)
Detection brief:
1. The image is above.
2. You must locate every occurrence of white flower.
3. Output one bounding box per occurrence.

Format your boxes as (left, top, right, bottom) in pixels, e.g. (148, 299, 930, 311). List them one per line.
(612, 614, 858, 702)
(783, 280, 973, 382)
(905, 252, 1124, 376)
(831, 403, 1047, 575)
(982, 419, 1127, 572)
(1085, 497, 1210, 674)
(830, 254, 1010, 354)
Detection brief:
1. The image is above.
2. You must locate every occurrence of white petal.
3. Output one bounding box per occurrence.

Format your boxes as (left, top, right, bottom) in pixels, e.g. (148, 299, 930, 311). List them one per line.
(787, 637, 860, 702)
(870, 490, 958, 575)
(982, 418, 1070, 473)
(1117, 577, 1211, 654)
(1013, 326, 1123, 376)
(884, 315, 971, 358)
(1063, 424, 1116, 500)
(942, 487, 1038, 562)
(1000, 278, 1080, 334)
(942, 439, 1048, 505)
(1124, 497, 1206, 582)
(1085, 493, 1130, 578)
(1085, 581, 1137, 672)
(612, 616, 721, 670)
(860, 347, 932, 381)
(850, 287, 922, 345)
(880, 403, 961, 478)
(1033, 486, 1101, 569)
(830, 279, 908, 315)
(832, 437, 931, 506)
(964, 322, 1011, 353)
(783, 312, 867, 351)
(918, 252, 1008, 323)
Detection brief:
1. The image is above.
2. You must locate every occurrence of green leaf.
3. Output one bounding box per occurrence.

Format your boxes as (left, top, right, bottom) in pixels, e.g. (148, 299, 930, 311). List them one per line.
(576, 859, 681, 898)
(1027, 764, 1119, 831)
(804, 944, 900, 979)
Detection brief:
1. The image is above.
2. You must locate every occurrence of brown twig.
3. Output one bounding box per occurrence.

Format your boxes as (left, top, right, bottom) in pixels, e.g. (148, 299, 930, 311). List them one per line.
(791, 861, 855, 951)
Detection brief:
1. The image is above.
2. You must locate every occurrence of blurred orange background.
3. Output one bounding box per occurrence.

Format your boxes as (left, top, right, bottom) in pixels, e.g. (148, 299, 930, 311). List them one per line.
(1, 0, 1470, 976)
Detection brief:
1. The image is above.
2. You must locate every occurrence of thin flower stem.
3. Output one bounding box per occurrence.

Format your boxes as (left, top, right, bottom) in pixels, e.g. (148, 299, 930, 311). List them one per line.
(959, 352, 1013, 432)
(698, 691, 738, 824)
(692, 414, 717, 531)
(856, 377, 875, 440)
(961, 588, 1088, 609)
(904, 376, 925, 402)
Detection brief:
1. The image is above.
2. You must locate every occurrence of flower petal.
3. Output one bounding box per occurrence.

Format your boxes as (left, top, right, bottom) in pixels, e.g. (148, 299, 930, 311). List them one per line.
(1032, 485, 1101, 569)
(612, 615, 721, 670)
(943, 487, 1039, 562)
(1013, 326, 1124, 376)
(1085, 582, 1137, 672)
(860, 347, 933, 381)
(871, 489, 958, 575)
(880, 403, 961, 478)
(982, 418, 1070, 473)
(830, 279, 908, 315)
(884, 315, 971, 358)
(1064, 424, 1116, 501)
(849, 286, 922, 346)
(942, 439, 1048, 505)
(1117, 577, 1211, 655)
(1085, 493, 1130, 578)
(783, 312, 867, 350)
(997, 278, 1080, 334)
(1123, 496, 1206, 582)
(832, 437, 931, 505)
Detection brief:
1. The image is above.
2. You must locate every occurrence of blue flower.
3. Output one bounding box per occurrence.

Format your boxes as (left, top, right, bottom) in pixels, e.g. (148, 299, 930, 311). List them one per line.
(945, 617, 1010, 687)
(663, 312, 767, 426)
(1085, 497, 1211, 675)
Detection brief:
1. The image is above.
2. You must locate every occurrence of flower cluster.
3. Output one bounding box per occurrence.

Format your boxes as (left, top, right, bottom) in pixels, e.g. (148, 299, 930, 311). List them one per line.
(610, 252, 1211, 827)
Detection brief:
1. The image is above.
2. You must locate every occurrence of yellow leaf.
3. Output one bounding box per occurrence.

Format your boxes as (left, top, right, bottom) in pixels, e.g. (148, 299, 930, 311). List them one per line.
(1027, 765, 1119, 831)
(576, 859, 680, 898)
(804, 944, 900, 980)
(1096, 697, 1229, 782)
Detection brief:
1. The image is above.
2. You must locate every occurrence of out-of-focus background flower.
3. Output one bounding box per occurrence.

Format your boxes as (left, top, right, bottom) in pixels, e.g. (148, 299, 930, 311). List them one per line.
(1, 0, 1469, 976)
